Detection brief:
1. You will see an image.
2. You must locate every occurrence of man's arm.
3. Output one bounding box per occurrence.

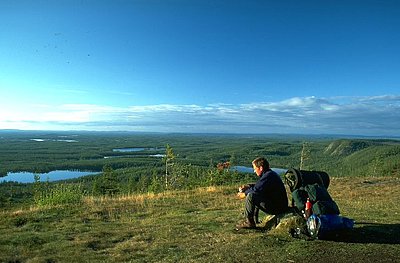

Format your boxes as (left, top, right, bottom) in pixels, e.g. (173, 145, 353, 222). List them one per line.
(246, 172, 271, 195)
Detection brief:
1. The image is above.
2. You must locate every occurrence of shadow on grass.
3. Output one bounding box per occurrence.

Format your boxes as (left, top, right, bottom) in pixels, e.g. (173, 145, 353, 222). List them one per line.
(323, 222, 400, 244)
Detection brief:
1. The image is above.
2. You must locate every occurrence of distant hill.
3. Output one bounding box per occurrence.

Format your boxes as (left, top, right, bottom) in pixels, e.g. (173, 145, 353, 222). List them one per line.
(324, 140, 373, 156)
(317, 139, 400, 177)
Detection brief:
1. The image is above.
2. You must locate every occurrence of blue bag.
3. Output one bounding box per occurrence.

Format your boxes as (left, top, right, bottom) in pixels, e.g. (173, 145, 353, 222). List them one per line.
(307, 214, 354, 239)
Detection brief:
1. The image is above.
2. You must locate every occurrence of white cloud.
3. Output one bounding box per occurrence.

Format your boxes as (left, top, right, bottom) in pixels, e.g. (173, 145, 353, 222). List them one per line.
(1, 96, 399, 136)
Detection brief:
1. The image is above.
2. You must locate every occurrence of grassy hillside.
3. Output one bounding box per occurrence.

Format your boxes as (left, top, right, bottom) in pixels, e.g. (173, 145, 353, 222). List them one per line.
(1, 176, 399, 263)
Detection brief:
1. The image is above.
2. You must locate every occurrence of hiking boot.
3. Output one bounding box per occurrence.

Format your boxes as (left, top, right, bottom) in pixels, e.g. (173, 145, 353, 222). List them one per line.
(236, 217, 257, 230)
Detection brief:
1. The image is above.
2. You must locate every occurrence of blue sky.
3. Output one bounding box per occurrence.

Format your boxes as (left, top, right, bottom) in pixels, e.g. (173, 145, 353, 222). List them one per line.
(1, 0, 399, 136)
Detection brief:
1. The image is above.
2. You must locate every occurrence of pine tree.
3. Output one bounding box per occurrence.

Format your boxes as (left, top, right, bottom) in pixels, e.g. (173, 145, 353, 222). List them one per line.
(93, 164, 120, 196)
(162, 144, 175, 189)
(300, 142, 311, 170)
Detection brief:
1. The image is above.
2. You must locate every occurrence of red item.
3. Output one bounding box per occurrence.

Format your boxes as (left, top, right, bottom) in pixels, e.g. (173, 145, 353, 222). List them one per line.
(305, 198, 312, 210)
(305, 198, 312, 219)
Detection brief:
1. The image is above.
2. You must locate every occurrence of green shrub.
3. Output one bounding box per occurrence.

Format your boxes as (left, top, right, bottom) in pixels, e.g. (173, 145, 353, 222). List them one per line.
(35, 183, 85, 207)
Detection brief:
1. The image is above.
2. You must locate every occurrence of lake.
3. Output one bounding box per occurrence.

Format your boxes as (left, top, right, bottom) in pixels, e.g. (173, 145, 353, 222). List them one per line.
(108, 147, 166, 158)
(231, 166, 288, 175)
(1, 170, 99, 184)
(104, 154, 165, 159)
(113, 147, 164, 152)
(1, 147, 165, 183)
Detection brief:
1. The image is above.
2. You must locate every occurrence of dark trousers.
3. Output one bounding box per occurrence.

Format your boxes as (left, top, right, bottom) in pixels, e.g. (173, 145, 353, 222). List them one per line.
(244, 192, 283, 218)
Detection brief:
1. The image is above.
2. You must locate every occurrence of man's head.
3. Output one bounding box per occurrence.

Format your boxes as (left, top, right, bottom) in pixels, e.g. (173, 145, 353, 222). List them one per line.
(252, 157, 270, 176)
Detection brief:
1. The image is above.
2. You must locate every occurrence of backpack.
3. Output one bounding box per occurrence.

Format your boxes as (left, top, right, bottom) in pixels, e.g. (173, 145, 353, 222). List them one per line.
(292, 183, 340, 216)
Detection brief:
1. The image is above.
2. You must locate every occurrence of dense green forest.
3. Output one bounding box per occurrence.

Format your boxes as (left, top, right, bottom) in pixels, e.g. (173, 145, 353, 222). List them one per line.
(1, 130, 399, 208)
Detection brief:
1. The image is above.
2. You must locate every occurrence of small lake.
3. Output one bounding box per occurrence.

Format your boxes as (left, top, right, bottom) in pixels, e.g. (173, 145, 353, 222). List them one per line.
(30, 138, 78, 142)
(1, 170, 99, 184)
(104, 154, 165, 159)
(113, 147, 164, 152)
(107, 147, 165, 158)
(231, 166, 287, 175)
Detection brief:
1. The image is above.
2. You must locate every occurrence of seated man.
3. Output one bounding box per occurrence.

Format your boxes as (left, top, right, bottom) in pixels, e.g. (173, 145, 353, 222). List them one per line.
(236, 157, 288, 229)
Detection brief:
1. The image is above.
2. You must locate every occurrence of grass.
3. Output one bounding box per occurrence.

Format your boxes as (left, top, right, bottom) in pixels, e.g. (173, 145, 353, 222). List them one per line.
(1, 177, 399, 262)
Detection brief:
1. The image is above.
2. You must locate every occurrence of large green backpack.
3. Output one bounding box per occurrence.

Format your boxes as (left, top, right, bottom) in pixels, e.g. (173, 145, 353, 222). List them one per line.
(292, 183, 340, 216)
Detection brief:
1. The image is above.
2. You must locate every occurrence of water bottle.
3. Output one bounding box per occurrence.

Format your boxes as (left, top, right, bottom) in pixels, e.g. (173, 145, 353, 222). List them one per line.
(305, 198, 312, 219)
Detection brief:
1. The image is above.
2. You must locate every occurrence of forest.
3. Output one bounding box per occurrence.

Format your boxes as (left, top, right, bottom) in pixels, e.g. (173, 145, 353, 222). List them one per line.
(1, 130, 399, 208)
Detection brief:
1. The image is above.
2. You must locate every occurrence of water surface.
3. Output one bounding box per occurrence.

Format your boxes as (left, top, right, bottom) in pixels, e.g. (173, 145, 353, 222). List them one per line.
(1, 170, 98, 184)
(231, 166, 287, 175)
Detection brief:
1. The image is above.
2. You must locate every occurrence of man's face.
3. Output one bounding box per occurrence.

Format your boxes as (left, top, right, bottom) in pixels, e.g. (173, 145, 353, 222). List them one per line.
(252, 163, 263, 176)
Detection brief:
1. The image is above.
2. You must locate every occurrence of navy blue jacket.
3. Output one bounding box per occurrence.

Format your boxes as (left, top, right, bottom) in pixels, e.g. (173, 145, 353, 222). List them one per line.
(245, 169, 288, 213)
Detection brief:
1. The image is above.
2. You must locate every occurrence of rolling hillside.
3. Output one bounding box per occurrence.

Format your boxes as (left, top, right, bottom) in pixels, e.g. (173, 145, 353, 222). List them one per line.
(1, 176, 399, 262)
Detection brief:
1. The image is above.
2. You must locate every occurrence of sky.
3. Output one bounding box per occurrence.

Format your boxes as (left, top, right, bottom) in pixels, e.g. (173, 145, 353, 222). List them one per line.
(1, 0, 399, 136)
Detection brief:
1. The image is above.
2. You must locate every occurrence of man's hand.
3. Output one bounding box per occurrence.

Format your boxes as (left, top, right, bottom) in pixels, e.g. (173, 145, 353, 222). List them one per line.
(238, 184, 250, 193)
(237, 184, 250, 199)
(237, 192, 246, 199)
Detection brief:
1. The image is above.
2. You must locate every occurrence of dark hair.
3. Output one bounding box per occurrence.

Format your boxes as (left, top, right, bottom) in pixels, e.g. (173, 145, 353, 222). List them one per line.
(252, 157, 270, 170)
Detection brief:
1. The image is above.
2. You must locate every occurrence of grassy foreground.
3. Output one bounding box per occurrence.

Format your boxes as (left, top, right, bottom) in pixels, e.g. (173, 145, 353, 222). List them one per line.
(1, 176, 399, 263)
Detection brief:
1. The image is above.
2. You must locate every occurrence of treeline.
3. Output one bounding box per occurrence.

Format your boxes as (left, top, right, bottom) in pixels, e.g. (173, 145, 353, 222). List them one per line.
(1, 131, 399, 177)
(1, 131, 400, 178)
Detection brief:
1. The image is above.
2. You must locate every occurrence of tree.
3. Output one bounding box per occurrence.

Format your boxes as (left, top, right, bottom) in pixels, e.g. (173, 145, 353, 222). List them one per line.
(136, 174, 150, 193)
(149, 170, 163, 193)
(93, 164, 120, 196)
(369, 154, 384, 177)
(162, 144, 176, 189)
(33, 173, 42, 204)
(300, 142, 311, 170)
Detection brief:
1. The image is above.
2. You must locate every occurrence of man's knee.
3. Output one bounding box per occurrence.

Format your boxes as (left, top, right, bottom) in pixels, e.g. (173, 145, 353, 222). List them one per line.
(246, 192, 256, 202)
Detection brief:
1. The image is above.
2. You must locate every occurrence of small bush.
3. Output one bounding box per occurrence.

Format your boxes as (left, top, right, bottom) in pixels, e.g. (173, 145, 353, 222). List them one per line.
(35, 183, 85, 207)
